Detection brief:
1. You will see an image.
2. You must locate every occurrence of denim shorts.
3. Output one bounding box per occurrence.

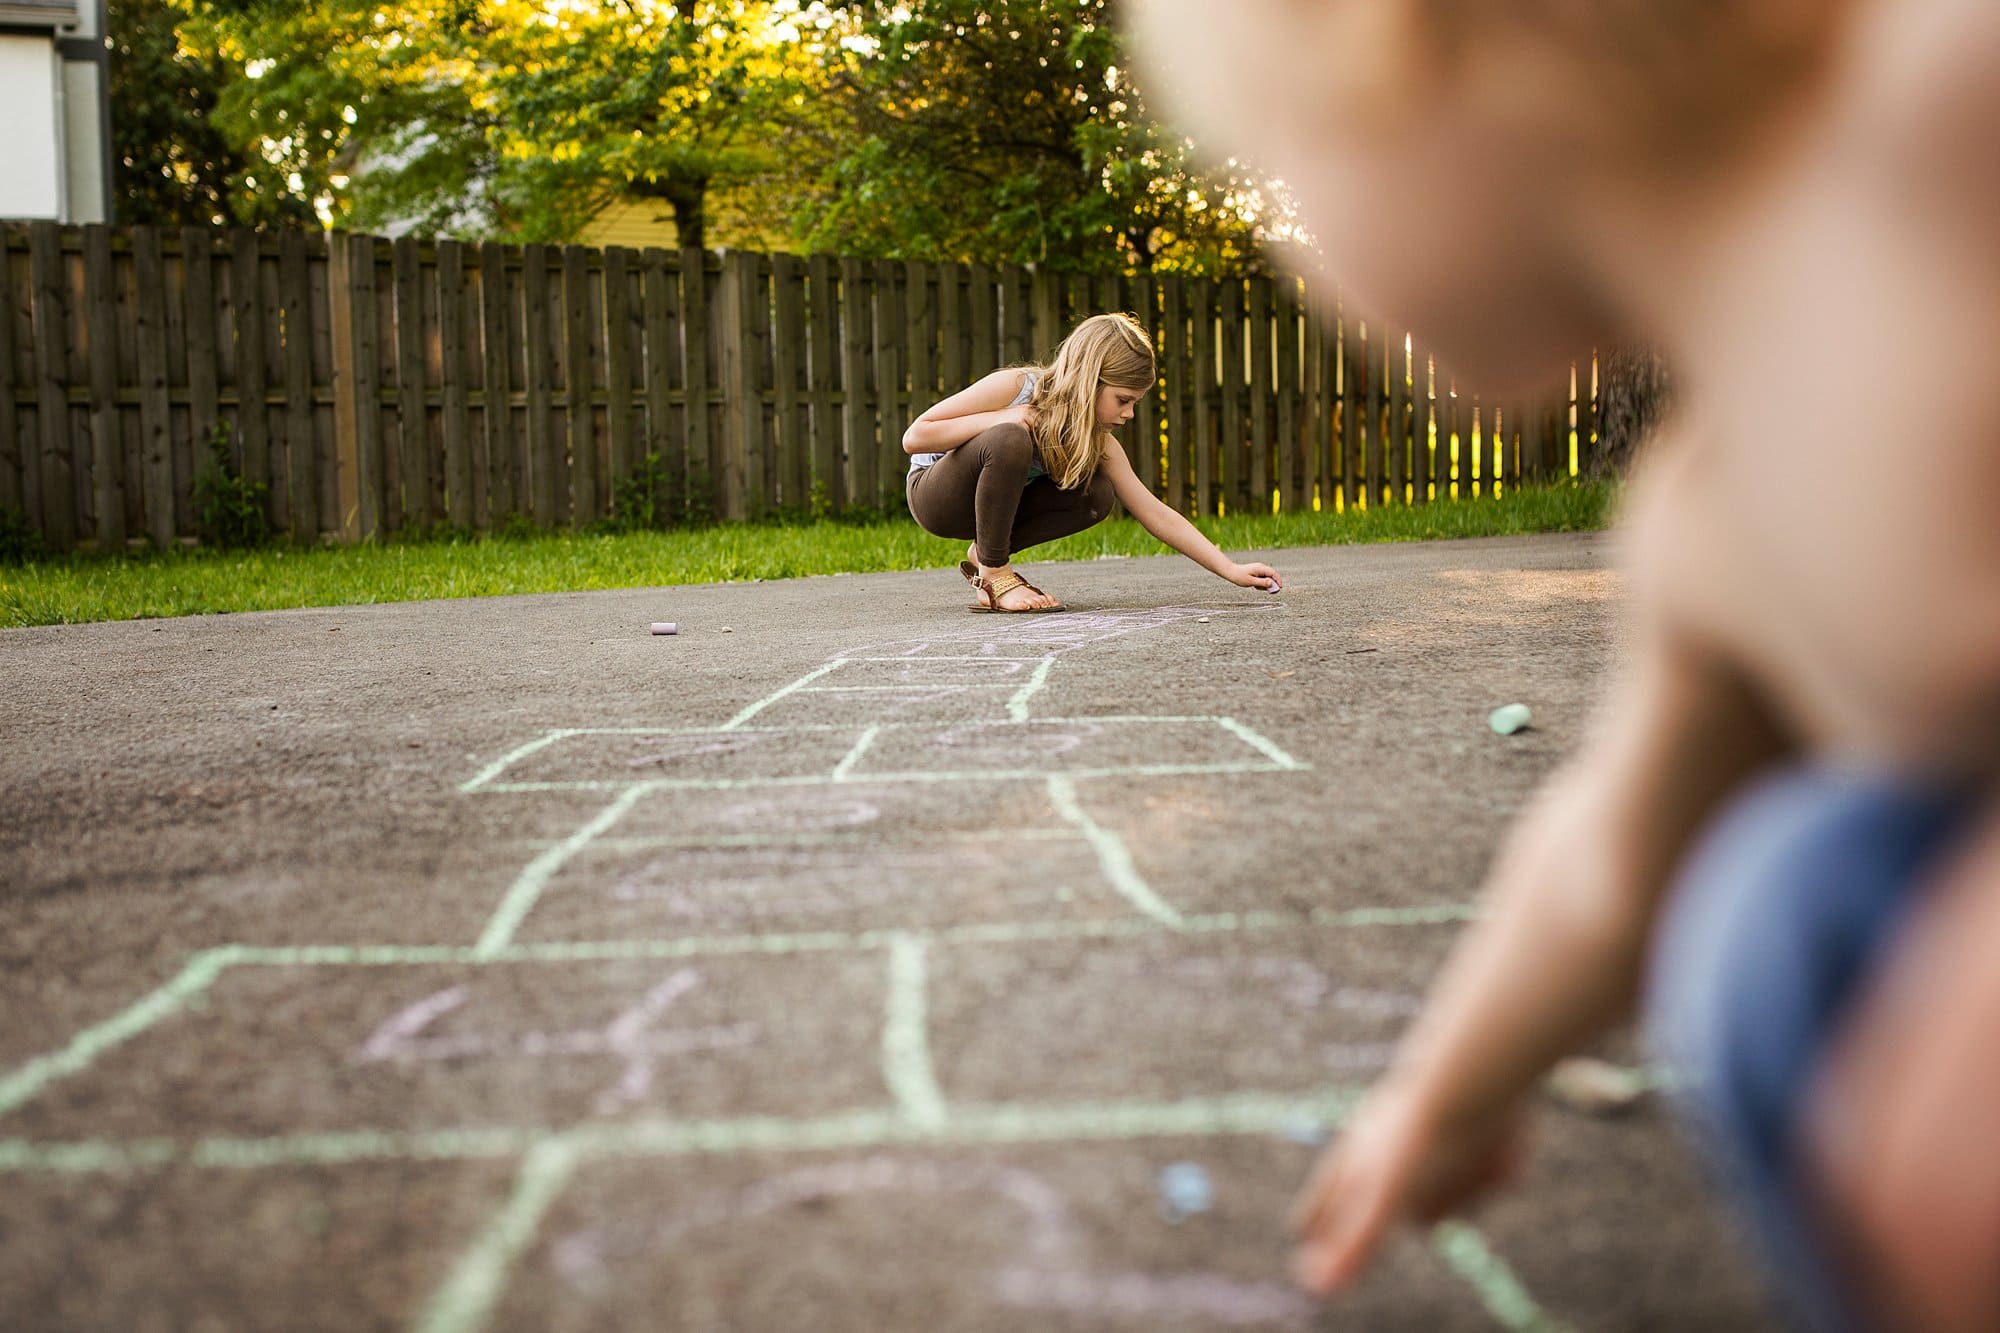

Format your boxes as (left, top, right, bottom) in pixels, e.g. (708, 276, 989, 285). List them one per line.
(1644, 765, 1980, 1332)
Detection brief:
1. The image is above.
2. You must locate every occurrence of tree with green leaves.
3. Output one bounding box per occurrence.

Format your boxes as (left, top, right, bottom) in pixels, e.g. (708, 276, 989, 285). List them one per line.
(191, 0, 804, 245)
(791, 0, 1281, 273)
(107, 0, 315, 226)
(123, 0, 1285, 268)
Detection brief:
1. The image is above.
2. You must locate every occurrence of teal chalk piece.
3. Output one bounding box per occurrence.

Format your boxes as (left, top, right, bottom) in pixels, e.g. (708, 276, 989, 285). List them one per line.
(1487, 704, 1533, 736)
(1159, 1161, 1214, 1222)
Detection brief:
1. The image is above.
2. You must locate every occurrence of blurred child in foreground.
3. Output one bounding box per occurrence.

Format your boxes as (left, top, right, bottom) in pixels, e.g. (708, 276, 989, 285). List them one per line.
(1131, 2, 2000, 1328)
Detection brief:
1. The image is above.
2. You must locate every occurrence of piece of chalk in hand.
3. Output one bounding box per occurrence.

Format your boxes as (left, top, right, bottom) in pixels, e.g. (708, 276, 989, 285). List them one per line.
(650, 622, 678, 636)
(1488, 703, 1533, 735)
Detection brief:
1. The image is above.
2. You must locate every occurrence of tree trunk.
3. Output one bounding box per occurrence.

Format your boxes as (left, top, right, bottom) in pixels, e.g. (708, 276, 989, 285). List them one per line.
(1124, 225, 1156, 270)
(633, 174, 710, 252)
(1591, 343, 1674, 476)
(666, 187, 707, 253)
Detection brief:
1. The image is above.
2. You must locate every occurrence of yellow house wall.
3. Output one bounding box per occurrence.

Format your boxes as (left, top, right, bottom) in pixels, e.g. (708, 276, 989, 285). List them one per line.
(580, 197, 681, 251)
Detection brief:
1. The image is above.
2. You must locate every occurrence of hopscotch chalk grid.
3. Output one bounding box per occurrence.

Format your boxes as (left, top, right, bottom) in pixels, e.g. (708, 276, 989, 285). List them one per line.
(0, 606, 1574, 1333)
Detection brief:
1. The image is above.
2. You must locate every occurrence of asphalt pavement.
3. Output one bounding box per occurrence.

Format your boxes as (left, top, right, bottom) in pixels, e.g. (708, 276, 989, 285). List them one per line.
(0, 532, 1778, 1332)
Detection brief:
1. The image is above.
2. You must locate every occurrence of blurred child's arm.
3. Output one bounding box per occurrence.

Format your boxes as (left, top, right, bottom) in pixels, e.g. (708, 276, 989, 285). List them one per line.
(1293, 456, 1796, 1294)
(1098, 446, 1282, 590)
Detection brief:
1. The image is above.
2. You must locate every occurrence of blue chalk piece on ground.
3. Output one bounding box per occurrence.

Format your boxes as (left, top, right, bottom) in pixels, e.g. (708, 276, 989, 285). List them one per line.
(1158, 1162, 1214, 1222)
(1488, 703, 1533, 735)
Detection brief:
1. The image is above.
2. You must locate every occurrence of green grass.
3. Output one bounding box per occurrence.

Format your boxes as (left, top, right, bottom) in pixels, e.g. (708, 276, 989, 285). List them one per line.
(0, 481, 1615, 628)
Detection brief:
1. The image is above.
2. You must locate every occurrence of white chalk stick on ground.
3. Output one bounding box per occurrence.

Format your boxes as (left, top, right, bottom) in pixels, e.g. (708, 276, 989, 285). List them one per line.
(650, 623, 678, 635)
(1545, 1057, 1649, 1116)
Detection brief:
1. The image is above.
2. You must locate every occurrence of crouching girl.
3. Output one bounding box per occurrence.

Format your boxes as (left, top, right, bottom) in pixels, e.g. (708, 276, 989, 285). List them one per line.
(904, 312, 1283, 612)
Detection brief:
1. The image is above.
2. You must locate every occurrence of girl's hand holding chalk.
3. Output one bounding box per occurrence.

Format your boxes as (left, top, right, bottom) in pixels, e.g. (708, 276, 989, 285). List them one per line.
(1229, 561, 1283, 593)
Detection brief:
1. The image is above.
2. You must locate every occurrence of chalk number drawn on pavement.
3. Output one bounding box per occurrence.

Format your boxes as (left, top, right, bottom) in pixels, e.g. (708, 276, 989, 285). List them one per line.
(0, 606, 1566, 1333)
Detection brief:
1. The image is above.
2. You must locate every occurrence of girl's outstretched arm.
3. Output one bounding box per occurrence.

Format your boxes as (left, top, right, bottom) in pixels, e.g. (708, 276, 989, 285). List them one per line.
(1099, 446, 1281, 589)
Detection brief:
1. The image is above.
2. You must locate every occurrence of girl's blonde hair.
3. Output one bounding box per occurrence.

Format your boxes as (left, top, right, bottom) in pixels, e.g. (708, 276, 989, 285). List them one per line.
(1026, 312, 1156, 491)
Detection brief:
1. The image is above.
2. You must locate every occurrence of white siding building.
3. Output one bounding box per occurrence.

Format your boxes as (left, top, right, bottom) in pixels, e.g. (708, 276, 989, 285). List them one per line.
(0, 0, 109, 223)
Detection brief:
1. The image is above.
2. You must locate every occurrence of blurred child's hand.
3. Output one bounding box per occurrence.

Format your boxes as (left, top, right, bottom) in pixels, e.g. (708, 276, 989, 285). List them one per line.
(1290, 1080, 1526, 1296)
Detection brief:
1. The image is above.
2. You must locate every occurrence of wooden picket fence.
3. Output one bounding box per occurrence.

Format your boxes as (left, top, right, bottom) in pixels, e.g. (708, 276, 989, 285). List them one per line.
(0, 222, 1600, 552)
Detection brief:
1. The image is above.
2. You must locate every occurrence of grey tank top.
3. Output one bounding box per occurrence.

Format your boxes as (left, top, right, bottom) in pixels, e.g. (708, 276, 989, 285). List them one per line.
(909, 371, 1043, 480)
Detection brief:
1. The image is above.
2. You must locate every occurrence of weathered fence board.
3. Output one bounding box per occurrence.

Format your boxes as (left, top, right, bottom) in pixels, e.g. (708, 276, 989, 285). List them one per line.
(29, 223, 73, 550)
(1277, 283, 1302, 507)
(437, 240, 473, 530)
(870, 259, 905, 512)
(805, 254, 839, 512)
(771, 253, 804, 511)
(478, 241, 513, 527)
(837, 258, 870, 509)
(561, 244, 595, 526)
(1248, 279, 1272, 513)
(1191, 277, 1218, 516)
(0, 240, 21, 518)
(520, 244, 555, 527)
(1160, 274, 1189, 515)
(130, 227, 173, 548)
(901, 258, 935, 504)
(394, 236, 429, 532)
(82, 226, 123, 549)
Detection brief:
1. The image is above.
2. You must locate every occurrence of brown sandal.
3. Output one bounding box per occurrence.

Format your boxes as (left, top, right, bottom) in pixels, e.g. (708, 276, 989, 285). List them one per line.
(969, 568, 1065, 614)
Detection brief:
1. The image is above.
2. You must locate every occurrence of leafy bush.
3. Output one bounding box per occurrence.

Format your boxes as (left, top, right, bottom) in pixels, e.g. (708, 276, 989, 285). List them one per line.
(496, 512, 540, 542)
(676, 457, 715, 528)
(604, 451, 672, 534)
(598, 452, 726, 532)
(192, 423, 269, 549)
(0, 508, 40, 564)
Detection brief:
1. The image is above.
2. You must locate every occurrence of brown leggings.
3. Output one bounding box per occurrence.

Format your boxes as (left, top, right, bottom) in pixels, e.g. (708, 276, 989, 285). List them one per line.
(905, 422, 1115, 569)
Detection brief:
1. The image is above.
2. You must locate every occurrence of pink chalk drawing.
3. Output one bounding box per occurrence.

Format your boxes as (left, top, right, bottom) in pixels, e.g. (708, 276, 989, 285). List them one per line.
(549, 1155, 1313, 1324)
(622, 732, 774, 770)
(709, 795, 882, 831)
(879, 658, 1033, 683)
(840, 605, 1278, 662)
(990, 1264, 1314, 1325)
(1167, 957, 1425, 1017)
(353, 969, 758, 1115)
(608, 846, 1062, 918)
(927, 720, 1105, 757)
